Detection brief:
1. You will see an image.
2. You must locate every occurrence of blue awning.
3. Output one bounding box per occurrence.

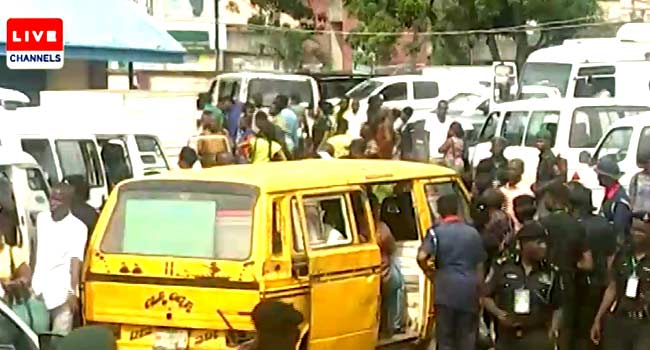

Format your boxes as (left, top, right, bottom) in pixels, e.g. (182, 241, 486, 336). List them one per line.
(0, 0, 187, 63)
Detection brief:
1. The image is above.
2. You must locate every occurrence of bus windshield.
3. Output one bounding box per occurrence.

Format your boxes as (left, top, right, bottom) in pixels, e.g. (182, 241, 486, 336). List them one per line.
(520, 63, 572, 97)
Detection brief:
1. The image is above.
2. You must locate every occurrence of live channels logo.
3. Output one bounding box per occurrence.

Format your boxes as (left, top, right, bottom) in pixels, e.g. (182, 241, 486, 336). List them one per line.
(6, 18, 64, 69)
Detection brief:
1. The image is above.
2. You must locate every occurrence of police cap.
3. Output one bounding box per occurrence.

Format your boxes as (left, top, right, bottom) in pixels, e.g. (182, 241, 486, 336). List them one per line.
(517, 221, 547, 242)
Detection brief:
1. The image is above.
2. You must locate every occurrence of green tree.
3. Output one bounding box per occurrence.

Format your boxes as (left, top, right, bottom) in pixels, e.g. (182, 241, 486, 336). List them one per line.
(247, 0, 315, 70)
(345, 0, 600, 67)
(434, 0, 600, 67)
(344, 0, 433, 66)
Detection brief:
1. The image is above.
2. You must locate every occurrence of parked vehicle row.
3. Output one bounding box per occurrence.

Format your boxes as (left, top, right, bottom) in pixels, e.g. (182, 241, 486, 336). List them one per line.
(470, 98, 650, 191)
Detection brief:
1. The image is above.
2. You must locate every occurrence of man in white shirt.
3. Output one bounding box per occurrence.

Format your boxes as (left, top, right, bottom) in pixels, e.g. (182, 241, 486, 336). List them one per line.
(346, 99, 364, 139)
(32, 183, 88, 335)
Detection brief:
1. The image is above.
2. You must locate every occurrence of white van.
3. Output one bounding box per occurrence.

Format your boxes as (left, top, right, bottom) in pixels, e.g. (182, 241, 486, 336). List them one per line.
(576, 113, 650, 207)
(472, 98, 650, 189)
(201, 72, 320, 112)
(346, 74, 460, 114)
(0, 108, 108, 209)
(492, 23, 650, 103)
(0, 147, 49, 269)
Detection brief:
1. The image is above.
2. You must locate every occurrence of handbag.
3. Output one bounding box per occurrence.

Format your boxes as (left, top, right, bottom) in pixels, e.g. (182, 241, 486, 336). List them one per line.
(7, 246, 51, 334)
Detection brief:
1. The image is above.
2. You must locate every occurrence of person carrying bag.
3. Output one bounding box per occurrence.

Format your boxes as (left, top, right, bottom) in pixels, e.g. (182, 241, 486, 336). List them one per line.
(4, 245, 50, 334)
(0, 176, 49, 334)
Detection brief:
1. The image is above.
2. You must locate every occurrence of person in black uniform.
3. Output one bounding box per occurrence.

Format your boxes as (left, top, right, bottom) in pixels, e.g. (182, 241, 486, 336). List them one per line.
(500, 194, 538, 261)
(539, 182, 593, 350)
(590, 214, 650, 349)
(476, 137, 509, 188)
(568, 182, 617, 350)
(483, 221, 561, 350)
(533, 129, 564, 219)
(595, 155, 633, 245)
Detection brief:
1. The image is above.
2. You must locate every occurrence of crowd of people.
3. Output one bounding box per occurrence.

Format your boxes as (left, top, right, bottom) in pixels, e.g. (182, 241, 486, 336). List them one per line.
(3, 87, 650, 350)
(417, 128, 650, 350)
(180, 92, 461, 169)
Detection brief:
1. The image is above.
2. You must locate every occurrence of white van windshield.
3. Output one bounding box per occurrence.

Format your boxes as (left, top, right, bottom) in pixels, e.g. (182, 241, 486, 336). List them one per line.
(570, 106, 650, 148)
(448, 93, 482, 113)
(520, 63, 572, 97)
(55, 140, 105, 188)
(347, 80, 382, 100)
(594, 127, 634, 162)
(501, 111, 560, 147)
(248, 79, 313, 107)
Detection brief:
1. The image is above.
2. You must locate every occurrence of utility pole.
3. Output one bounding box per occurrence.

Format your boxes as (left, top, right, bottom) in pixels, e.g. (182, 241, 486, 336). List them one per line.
(214, 0, 220, 72)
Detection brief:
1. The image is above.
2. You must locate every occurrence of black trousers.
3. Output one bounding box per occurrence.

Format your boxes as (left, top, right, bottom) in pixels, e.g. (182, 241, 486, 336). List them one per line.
(602, 314, 650, 350)
(435, 304, 478, 350)
(573, 284, 605, 350)
(496, 329, 554, 350)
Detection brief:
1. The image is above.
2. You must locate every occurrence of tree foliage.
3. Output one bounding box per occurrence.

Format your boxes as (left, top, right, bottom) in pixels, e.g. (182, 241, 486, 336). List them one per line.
(438, 0, 601, 66)
(247, 0, 315, 70)
(344, 0, 601, 67)
(344, 0, 432, 65)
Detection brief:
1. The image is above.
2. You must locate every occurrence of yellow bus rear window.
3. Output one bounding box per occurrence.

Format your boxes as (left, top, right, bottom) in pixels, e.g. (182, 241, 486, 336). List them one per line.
(101, 190, 255, 260)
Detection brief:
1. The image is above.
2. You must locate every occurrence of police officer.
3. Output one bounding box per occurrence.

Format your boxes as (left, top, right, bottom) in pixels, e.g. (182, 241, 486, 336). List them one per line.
(418, 194, 486, 350)
(595, 155, 633, 244)
(540, 182, 592, 350)
(476, 137, 509, 188)
(532, 129, 564, 219)
(567, 182, 616, 350)
(483, 221, 561, 350)
(590, 214, 650, 349)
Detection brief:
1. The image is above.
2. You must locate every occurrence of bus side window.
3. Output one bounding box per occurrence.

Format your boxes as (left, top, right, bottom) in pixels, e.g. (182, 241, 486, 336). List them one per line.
(350, 191, 372, 243)
(302, 194, 353, 249)
(271, 200, 282, 255)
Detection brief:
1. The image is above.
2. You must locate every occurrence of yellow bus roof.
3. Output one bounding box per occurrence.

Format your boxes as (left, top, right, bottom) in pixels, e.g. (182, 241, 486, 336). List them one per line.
(131, 159, 457, 193)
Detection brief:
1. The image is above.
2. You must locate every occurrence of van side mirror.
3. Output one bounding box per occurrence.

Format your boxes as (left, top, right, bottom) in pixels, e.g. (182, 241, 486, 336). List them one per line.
(493, 63, 517, 103)
(579, 150, 592, 165)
